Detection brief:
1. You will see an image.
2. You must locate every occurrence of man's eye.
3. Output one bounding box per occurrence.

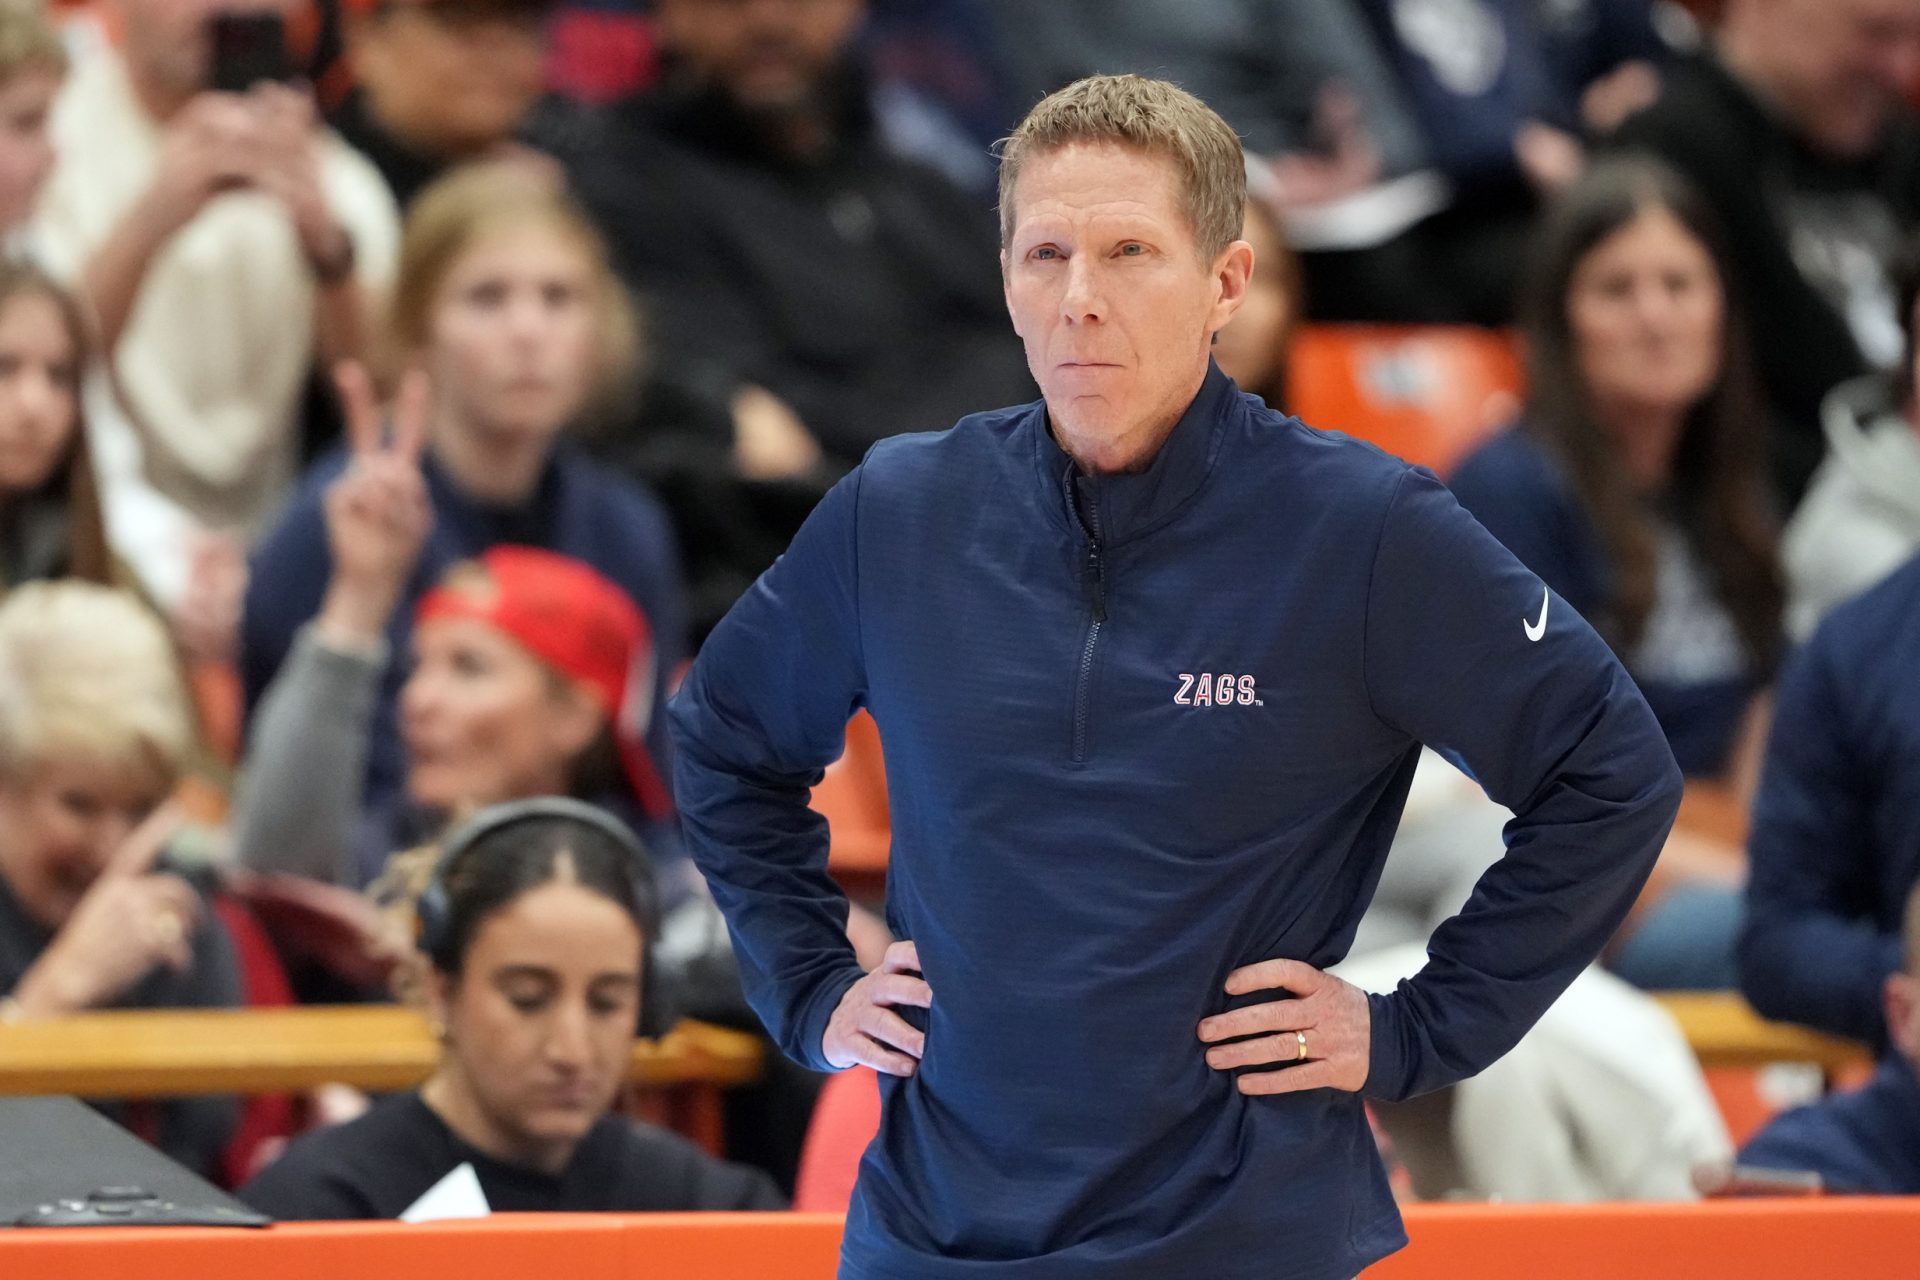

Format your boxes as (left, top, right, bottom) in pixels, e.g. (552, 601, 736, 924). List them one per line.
(1120, 243, 1144, 256)
(1032, 246, 1059, 261)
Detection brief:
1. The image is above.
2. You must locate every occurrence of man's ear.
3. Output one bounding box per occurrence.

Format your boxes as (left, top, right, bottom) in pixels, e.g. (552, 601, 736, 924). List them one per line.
(1001, 249, 1023, 336)
(1207, 238, 1255, 337)
(1884, 970, 1920, 1065)
(427, 966, 456, 1043)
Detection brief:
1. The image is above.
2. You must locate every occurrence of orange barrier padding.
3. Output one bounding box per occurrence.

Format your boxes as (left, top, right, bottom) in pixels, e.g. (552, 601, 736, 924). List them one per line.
(1376, 1200, 1920, 1278)
(0, 1214, 846, 1280)
(793, 1066, 881, 1211)
(5, 1202, 1918, 1279)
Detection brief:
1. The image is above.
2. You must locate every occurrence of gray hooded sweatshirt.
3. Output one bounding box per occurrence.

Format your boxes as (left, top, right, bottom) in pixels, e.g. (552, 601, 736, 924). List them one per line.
(1783, 376, 1920, 639)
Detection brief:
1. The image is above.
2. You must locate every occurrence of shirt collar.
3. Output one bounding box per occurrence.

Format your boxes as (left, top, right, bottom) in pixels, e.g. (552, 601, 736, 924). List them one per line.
(1030, 359, 1238, 545)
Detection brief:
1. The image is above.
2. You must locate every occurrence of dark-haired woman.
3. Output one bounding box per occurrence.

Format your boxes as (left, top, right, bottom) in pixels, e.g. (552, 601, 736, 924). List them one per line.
(1449, 157, 1785, 990)
(237, 802, 782, 1219)
(0, 263, 113, 591)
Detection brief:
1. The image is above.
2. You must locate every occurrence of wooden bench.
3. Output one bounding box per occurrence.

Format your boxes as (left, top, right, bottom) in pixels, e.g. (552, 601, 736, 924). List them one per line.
(1653, 992, 1872, 1072)
(0, 1007, 764, 1154)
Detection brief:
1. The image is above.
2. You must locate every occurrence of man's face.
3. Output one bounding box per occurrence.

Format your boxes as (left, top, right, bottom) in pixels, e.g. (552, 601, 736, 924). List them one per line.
(653, 0, 863, 111)
(113, 0, 294, 100)
(1002, 142, 1249, 472)
(1743, 0, 1920, 157)
(353, 1, 548, 158)
(1888, 967, 1920, 1071)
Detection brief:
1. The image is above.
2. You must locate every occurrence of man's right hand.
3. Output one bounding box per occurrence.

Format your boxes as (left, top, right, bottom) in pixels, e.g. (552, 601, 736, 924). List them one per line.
(143, 92, 259, 240)
(822, 940, 931, 1076)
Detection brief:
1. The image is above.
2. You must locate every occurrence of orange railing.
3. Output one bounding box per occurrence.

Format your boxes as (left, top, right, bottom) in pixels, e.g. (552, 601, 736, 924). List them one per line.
(4, 1201, 1918, 1279)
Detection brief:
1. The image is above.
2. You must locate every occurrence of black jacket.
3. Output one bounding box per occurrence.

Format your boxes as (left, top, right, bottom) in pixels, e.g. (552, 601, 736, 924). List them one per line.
(572, 65, 1034, 471)
(1610, 51, 1920, 509)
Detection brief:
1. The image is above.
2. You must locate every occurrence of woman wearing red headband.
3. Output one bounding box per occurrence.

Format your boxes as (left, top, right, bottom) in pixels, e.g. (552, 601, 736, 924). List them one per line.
(238, 163, 686, 836)
(232, 357, 691, 903)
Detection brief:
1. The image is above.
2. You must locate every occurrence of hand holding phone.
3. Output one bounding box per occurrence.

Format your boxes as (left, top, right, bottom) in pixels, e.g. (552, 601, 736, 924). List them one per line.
(209, 11, 293, 95)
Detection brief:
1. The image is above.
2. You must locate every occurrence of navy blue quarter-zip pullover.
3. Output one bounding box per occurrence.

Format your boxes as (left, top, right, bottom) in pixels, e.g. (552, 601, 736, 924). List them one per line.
(670, 363, 1681, 1279)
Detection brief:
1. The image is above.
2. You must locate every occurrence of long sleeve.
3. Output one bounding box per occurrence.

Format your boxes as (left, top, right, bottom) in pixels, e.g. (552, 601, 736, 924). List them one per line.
(667, 471, 870, 1071)
(231, 625, 386, 885)
(1447, 430, 1608, 622)
(1738, 634, 1899, 1044)
(240, 467, 338, 715)
(1359, 469, 1682, 1101)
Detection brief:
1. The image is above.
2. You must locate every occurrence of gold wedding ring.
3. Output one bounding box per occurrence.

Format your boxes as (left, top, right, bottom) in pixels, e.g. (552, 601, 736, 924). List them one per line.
(1294, 1030, 1309, 1061)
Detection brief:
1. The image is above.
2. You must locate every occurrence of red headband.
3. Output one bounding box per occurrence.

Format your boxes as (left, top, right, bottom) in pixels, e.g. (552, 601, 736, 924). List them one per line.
(415, 546, 669, 819)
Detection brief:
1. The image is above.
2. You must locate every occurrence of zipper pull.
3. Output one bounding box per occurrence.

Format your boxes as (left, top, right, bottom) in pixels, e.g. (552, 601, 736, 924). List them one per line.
(1087, 544, 1107, 623)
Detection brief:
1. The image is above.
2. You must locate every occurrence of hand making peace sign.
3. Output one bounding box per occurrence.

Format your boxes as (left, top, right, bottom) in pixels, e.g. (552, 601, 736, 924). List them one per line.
(315, 362, 435, 647)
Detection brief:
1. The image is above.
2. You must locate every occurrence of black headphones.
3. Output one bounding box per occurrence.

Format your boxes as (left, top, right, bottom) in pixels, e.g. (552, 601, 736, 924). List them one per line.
(416, 796, 673, 1038)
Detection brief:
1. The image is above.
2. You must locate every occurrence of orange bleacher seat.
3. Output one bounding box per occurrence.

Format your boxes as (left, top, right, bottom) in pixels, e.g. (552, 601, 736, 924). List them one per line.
(207, 895, 302, 1188)
(792, 1066, 882, 1212)
(812, 710, 890, 887)
(1286, 324, 1525, 477)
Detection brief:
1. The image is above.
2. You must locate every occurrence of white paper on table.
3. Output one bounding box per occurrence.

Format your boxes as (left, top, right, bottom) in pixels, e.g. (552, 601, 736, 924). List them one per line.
(399, 1162, 492, 1222)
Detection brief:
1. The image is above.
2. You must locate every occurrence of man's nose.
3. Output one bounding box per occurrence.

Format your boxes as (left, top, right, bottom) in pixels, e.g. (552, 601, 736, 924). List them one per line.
(1061, 257, 1104, 324)
(544, 1002, 593, 1070)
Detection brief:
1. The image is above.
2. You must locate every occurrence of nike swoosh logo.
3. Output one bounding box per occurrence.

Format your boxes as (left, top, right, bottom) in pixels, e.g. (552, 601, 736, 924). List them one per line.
(1523, 589, 1549, 642)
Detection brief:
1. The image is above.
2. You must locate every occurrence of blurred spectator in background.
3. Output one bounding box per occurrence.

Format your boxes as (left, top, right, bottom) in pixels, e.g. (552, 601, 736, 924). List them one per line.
(1449, 158, 1783, 989)
(239, 801, 783, 1218)
(1327, 0, 1689, 322)
(858, 0, 1009, 194)
(978, 0, 1686, 325)
(1782, 234, 1920, 636)
(32, 0, 400, 652)
(333, 0, 603, 209)
(0, 0, 65, 258)
(573, 0, 1031, 478)
(1738, 880, 1920, 1193)
(1740, 551, 1920, 1046)
(238, 532, 695, 908)
(1210, 199, 1304, 409)
(977, 0, 1437, 315)
(0, 580, 240, 1177)
(1341, 749, 1732, 1203)
(241, 163, 684, 818)
(0, 264, 113, 589)
(1610, 0, 1920, 510)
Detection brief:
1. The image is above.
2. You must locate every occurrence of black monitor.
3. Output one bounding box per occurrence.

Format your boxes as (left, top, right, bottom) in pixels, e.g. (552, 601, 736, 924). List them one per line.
(0, 1097, 268, 1228)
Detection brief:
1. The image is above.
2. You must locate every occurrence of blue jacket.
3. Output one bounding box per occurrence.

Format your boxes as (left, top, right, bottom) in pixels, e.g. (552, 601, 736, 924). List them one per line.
(1740, 1056, 1920, 1193)
(241, 442, 688, 816)
(1740, 554, 1920, 1044)
(1450, 427, 1761, 776)
(670, 364, 1681, 1280)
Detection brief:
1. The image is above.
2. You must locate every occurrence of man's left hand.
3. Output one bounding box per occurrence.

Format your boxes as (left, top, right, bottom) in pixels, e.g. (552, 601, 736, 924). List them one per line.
(1197, 958, 1371, 1095)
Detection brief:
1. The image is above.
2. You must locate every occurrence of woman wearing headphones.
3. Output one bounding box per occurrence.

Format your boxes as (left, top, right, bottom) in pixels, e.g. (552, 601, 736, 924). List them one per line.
(238, 799, 782, 1219)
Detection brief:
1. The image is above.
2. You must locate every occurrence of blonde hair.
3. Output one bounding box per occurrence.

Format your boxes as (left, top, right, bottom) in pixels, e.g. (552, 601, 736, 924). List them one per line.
(0, 0, 66, 85)
(0, 582, 192, 791)
(367, 842, 442, 1009)
(998, 74, 1246, 260)
(385, 161, 642, 417)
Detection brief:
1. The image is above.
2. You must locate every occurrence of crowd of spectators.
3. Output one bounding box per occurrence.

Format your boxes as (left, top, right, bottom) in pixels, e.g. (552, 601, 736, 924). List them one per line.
(0, 0, 1916, 1215)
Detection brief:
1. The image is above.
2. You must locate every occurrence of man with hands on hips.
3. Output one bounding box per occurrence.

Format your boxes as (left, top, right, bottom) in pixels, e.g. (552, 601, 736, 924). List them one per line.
(674, 75, 1681, 1280)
